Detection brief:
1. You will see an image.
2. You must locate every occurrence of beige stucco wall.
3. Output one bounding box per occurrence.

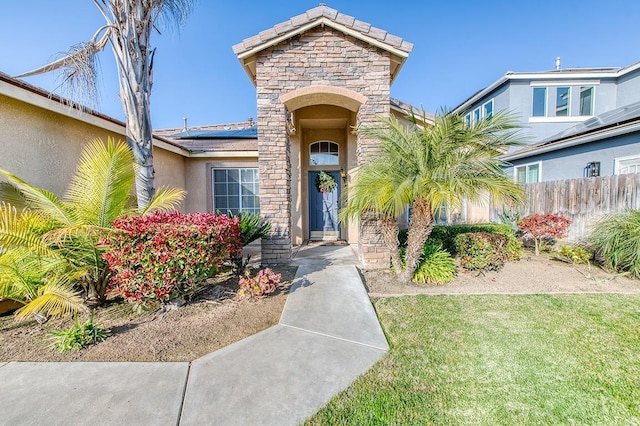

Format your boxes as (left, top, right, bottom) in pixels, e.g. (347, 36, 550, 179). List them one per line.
(0, 93, 186, 207)
(183, 157, 259, 213)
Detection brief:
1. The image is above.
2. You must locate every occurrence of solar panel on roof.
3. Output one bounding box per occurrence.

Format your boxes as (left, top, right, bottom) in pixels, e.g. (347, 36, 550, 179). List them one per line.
(171, 127, 258, 139)
(541, 101, 640, 143)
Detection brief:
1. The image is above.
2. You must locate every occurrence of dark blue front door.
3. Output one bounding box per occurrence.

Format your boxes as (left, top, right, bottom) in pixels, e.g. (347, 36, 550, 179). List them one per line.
(309, 171, 340, 240)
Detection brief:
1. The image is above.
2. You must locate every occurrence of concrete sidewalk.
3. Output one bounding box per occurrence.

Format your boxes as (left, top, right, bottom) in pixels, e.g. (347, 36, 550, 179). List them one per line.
(0, 244, 388, 426)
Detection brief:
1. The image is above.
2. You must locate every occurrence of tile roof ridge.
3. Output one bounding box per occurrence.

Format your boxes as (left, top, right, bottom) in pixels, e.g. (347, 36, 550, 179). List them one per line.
(232, 4, 413, 56)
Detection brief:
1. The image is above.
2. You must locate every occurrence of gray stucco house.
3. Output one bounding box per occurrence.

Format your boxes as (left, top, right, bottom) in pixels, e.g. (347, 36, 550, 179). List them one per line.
(453, 59, 640, 184)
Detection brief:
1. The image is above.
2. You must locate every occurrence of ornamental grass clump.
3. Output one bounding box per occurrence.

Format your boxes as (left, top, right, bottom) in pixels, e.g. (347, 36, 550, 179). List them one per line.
(589, 209, 640, 278)
(103, 211, 241, 306)
(410, 243, 457, 285)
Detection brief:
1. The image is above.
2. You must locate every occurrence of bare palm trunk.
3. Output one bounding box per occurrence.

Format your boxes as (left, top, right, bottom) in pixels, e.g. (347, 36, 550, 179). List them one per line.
(109, 1, 156, 209)
(380, 216, 403, 274)
(400, 198, 433, 282)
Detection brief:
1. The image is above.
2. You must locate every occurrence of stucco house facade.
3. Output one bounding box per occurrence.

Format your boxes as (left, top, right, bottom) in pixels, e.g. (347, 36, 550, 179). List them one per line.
(1, 5, 428, 269)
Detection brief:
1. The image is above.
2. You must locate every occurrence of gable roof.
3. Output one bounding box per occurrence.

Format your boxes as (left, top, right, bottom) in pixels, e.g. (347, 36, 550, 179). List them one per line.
(232, 4, 413, 84)
(502, 101, 640, 161)
(453, 60, 640, 114)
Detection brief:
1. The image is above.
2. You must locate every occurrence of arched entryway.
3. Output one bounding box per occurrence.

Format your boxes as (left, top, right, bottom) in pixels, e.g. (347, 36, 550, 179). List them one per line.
(280, 86, 367, 245)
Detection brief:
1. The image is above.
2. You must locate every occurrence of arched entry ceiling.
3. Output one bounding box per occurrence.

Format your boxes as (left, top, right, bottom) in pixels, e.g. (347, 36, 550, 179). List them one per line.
(280, 85, 367, 112)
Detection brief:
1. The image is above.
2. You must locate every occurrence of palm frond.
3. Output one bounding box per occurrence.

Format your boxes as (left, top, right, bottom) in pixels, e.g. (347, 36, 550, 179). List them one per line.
(0, 182, 28, 211)
(0, 169, 73, 226)
(15, 278, 86, 320)
(140, 186, 186, 215)
(66, 138, 136, 227)
(0, 204, 56, 257)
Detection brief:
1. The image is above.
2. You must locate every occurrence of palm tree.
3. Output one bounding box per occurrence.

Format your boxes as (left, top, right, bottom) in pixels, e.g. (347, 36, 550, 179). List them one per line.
(0, 138, 184, 319)
(341, 111, 525, 282)
(15, 0, 195, 210)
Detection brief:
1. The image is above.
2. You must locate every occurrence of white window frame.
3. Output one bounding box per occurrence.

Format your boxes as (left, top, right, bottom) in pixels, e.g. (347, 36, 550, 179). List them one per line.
(483, 99, 494, 119)
(309, 140, 340, 166)
(579, 86, 595, 116)
(473, 107, 481, 124)
(614, 155, 640, 175)
(212, 168, 260, 215)
(532, 87, 547, 117)
(514, 162, 542, 184)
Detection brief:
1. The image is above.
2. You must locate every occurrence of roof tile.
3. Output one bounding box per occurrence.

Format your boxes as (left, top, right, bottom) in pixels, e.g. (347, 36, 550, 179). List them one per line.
(366, 26, 387, 41)
(274, 21, 294, 35)
(400, 40, 414, 53)
(259, 28, 277, 42)
(384, 33, 403, 48)
(352, 19, 371, 33)
(306, 6, 323, 19)
(243, 34, 263, 49)
(232, 5, 412, 59)
(320, 5, 339, 19)
(335, 12, 356, 27)
(290, 12, 309, 27)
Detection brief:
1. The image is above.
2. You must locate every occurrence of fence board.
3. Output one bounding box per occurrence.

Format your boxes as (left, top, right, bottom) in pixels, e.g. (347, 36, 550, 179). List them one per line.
(492, 173, 640, 241)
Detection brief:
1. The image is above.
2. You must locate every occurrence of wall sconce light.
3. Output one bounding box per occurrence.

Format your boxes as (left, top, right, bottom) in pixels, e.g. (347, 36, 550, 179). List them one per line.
(340, 168, 347, 180)
(286, 112, 296, 135)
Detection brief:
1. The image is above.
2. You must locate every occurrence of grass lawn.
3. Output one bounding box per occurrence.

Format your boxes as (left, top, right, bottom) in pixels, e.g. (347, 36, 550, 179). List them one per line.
(308, 295, 640, 425)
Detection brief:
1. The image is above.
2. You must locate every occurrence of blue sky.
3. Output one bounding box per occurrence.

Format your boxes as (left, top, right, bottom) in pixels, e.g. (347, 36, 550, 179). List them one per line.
(1, 1, 639, 130)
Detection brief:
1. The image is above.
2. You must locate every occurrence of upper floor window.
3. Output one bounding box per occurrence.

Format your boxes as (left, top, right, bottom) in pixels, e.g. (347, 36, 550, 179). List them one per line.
(580, 86, 594, 116)
(615, 155, 640, 175)
(515, 163, 541, 184)
(310, 141, 339, 166)
(465, 99, 494, 125)
(532, 87, 547, 117)
(555, 87, 570, 116)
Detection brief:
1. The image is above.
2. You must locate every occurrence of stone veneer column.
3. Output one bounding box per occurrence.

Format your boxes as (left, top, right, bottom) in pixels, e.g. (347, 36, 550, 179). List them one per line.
(356, 77, 391, 270)
(257, 100, 292, 264)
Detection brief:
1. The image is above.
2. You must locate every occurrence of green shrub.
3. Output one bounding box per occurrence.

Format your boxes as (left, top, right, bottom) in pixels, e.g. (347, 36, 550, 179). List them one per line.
(229, 211, 271, 276)
(49, 312, 110, 353)
(455, 232, 521, 272)
(399, 223, 518, 256)
(555, 244, 592, 265)
(589, 210, 640, 278)
(411, 243, 457, 285)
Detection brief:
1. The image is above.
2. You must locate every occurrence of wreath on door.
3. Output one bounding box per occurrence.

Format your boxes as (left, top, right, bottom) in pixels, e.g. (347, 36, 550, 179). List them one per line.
(315, 171, 337, 194)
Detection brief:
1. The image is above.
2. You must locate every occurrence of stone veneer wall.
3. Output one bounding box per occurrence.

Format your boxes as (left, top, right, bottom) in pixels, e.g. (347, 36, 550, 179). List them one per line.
(255, 26, 391, 267)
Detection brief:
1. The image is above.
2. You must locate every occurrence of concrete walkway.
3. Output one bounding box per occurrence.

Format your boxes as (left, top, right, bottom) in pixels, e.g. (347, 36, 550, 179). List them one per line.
(0, 244, 388, 426)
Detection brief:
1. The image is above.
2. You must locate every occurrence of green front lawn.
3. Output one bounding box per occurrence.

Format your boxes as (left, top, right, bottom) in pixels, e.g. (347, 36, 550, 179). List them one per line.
(308, 295, 640, 425)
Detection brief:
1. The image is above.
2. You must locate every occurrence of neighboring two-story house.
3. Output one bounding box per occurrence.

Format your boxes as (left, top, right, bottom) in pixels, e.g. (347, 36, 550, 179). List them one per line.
(453, 59, 640, 184)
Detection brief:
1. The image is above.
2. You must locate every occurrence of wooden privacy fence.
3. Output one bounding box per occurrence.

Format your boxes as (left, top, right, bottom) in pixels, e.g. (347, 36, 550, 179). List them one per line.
(491, 173, 640, 241)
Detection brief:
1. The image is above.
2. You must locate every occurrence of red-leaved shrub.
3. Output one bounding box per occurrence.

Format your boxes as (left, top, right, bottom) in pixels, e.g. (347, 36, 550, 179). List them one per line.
(518, 213, 571, 255)
(103, 211, 241, 305)
(238, 268, 282, 298)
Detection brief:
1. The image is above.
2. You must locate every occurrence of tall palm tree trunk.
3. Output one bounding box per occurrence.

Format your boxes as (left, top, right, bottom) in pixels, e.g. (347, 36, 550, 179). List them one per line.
(400, 198, 433, 282)
(109, 1, 156, 209)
